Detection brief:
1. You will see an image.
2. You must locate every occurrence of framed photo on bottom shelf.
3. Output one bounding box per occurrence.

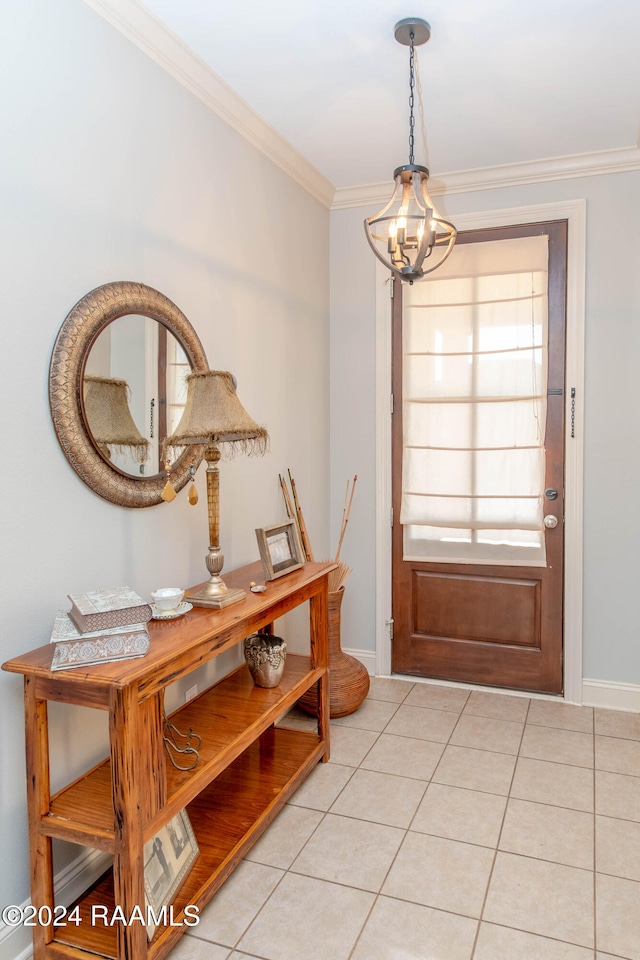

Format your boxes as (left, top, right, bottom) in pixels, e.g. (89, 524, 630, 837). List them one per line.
(256, 519, 305, 581)
(143, 808, 199, 939)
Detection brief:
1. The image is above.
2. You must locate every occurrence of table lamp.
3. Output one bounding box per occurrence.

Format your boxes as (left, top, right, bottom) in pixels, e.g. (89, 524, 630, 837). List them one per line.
(164, 370, 268, 608)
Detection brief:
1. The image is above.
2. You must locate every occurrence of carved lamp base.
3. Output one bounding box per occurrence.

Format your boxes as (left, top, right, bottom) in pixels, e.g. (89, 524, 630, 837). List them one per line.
(187, 545, 246, 609)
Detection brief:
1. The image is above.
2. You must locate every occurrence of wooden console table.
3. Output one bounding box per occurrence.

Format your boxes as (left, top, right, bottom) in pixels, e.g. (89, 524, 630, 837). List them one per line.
(2, 560, 332, 960)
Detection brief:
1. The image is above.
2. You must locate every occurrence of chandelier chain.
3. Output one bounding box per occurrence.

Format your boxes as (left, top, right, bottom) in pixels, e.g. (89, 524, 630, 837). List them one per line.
(364, 18, 457, 281)
(408, 31, 415, 164)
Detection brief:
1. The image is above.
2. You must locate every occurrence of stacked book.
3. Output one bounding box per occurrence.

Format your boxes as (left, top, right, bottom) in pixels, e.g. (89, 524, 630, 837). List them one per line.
(50, 587, 152, 671)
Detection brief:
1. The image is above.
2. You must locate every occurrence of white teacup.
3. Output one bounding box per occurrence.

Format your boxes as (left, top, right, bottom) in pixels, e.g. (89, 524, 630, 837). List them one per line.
(151, 587, 185, 613)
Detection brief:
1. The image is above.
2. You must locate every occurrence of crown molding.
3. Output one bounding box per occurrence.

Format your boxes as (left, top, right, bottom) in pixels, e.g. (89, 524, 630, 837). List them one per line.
(80, 0, 335, 208)
(78, 1, 640, 213)
(333, 145, 640, 210)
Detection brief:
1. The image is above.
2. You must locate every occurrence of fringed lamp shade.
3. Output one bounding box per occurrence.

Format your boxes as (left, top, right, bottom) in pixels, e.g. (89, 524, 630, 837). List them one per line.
(165, 370, 268, 454)
(164, 370, 269, 609)
(83, 375, 149, 459)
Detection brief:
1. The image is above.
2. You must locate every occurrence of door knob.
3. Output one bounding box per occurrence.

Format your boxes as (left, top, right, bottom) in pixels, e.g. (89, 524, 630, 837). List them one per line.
(544, 515, 559, 529)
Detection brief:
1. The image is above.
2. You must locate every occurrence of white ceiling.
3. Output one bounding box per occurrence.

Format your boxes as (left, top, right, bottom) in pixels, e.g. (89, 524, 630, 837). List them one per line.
(139, 0, 640, 190)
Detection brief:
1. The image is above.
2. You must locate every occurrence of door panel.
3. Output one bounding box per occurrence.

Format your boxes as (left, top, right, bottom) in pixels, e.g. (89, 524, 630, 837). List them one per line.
(412, 570, 540, 648)
(392, 221, 567, 694)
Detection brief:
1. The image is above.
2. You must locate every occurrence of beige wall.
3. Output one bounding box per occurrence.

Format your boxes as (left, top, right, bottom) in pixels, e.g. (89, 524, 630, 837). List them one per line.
(0, 0, 330, 923)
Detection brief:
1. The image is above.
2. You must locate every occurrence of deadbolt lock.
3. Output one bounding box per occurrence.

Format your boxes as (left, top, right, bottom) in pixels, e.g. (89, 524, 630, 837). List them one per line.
(545, 488, 558, 500)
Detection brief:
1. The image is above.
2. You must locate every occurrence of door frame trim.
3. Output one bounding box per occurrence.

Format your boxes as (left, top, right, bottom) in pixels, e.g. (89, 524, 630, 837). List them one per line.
(375, 199, 586, 703)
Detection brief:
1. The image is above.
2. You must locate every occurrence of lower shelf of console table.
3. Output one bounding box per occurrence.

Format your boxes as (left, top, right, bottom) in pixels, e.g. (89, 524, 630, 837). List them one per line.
(57, 724, 323, 960)
(46, 654, 323, 848)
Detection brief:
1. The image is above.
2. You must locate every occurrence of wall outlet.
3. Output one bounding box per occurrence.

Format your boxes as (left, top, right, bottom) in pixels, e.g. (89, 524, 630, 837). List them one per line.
(185, 684, 198, 702)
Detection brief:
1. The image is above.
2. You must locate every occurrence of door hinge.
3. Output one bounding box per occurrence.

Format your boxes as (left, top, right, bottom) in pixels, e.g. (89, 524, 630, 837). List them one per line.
(390, 506, 394, 527)
(390, 393, 394, 415)
(390, 278, 394, 299)
(386, 617, 394, 641)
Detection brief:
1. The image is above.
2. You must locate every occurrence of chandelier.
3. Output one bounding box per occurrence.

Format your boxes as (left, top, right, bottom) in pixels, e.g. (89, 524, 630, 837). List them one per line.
(364, 18, 456, 283)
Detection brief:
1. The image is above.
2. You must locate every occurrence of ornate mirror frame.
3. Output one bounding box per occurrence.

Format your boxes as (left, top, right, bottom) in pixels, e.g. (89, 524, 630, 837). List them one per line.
(50, 281, 208, 508)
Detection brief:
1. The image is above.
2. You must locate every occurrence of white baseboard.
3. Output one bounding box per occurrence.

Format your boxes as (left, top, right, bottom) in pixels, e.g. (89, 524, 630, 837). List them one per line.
(342, 647, 377, 676)
(0, 926, 31, 960)
(0, 848, 111, 960)
(367, 667, 640, 713)
(582, 678, 640, 713)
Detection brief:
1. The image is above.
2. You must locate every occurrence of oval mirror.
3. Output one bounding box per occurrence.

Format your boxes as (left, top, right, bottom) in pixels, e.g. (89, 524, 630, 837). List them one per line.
(50, 281, 208, 507)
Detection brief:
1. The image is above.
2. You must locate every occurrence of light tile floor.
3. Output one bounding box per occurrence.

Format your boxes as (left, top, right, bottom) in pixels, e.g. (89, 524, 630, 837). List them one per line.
(170, 678, 640, 960)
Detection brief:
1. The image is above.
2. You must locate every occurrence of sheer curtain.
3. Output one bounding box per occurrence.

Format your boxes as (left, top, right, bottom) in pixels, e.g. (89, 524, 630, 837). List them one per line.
(165, 338, 190, 436)
(401, 235, 549, 565)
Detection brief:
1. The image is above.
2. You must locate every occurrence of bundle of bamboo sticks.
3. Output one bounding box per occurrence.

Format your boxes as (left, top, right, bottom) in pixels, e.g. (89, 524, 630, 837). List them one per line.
(328, 474, 357, 592)
(279, 471, 357, 593)
(279, 469, 314, 561)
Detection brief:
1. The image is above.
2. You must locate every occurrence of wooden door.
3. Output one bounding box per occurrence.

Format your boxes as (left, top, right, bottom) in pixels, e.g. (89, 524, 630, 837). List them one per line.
(391, 221, 567, 694)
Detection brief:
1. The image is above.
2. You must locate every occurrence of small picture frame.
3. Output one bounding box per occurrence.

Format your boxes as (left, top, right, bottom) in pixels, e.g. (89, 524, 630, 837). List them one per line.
(256, 519, 305, 581)
(143, 808, 199, 939)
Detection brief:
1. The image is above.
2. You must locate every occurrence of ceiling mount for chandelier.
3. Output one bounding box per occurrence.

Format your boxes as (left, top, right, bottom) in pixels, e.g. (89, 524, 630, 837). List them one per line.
(364, 17, 456, 283)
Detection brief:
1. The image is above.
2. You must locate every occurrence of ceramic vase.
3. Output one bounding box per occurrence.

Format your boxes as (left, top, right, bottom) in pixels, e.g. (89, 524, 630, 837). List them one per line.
(243, 633, 287, 688)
